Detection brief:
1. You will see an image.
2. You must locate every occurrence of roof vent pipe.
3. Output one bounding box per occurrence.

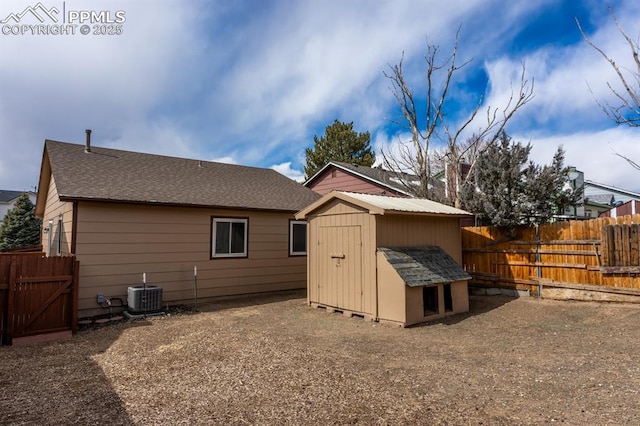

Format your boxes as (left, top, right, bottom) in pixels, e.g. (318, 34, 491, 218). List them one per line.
(85, 129, 92, 153)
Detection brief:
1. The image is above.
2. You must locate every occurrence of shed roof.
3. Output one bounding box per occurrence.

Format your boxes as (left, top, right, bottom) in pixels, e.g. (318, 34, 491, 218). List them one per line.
(379, 246, 471, 287)
(37, 140, 320, 213)
(296, 191, 471, 219)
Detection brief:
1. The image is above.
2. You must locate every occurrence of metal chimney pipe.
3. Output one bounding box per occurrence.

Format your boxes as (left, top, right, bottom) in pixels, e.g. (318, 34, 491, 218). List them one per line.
(85, 129, 92, 153)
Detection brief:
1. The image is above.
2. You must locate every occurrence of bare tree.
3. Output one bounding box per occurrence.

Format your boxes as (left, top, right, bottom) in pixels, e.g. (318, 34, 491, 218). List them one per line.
(577, 6, 640, 170)
(381, 30, 534, 207)
(577, 6, 640, 128)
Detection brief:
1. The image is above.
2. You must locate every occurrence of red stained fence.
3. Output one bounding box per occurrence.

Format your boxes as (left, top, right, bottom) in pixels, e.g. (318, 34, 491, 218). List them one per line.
(0, 253, 79, 345)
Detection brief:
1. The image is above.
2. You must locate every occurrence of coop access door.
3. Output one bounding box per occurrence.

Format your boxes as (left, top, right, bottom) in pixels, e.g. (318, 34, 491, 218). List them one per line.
(317, 225, 364, 313)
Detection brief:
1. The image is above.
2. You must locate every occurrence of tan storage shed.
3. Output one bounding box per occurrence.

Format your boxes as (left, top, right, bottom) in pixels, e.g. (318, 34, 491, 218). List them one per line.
(295, 191, 472, 327)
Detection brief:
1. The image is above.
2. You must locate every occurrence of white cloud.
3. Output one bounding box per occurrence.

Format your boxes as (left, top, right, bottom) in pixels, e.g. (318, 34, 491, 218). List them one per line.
(521, 127, 640, 192)
(0, 0, 206, 188)
(2, 0, 640, 197)
(477, 0, 640, 137)
(271, 162, 304, 182)
(211, 156, 237, 165)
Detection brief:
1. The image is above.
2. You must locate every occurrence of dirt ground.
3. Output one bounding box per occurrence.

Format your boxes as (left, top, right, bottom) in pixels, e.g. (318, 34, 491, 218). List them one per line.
(1, 291, 639, 425)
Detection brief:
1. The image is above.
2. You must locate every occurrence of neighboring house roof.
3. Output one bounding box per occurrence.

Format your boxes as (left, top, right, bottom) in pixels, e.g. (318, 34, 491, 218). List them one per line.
(296, 191, 472, 219)
(379, 246, 471, 287)
(37, 140, 320, 214)
(585, 180, 640, 200)
(584, 194, 615, 207)
(0, 190, 26, 203)
(304, 161, 418, 197)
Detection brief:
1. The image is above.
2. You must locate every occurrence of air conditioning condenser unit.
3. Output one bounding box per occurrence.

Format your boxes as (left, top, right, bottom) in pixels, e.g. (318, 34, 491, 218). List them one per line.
(127, 285, 163, 313)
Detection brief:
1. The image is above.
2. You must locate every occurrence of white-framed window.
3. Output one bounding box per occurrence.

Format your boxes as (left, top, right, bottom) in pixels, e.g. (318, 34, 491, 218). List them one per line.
(211, 217, 248, 258)
(289, 220, 307, 256)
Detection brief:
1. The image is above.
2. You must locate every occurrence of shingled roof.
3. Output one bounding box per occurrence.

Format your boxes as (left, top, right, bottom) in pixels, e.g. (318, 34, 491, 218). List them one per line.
(39, 140, 320, 212)
(378, 246, 471, 287)
(0, 190, 25, 203)
(304, 161, 445, 197)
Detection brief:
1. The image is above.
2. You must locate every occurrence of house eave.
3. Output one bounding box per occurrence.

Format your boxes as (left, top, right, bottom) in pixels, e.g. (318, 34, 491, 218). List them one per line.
(585, 180, 640, 199)
(384, 210, 473, 218)
(34, 146, 52, 218)
(58, 195, 301, 214)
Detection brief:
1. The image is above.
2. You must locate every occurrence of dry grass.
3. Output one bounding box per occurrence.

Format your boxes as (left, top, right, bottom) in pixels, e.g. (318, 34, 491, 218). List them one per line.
(1, 291, 640, 425)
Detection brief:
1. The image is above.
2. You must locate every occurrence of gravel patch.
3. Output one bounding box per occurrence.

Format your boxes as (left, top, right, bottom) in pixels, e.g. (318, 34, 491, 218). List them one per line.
(1, 291, 639, 425)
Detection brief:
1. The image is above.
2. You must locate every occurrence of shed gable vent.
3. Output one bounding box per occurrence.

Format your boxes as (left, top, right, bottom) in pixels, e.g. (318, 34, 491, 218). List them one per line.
(127, 285, 163, 313)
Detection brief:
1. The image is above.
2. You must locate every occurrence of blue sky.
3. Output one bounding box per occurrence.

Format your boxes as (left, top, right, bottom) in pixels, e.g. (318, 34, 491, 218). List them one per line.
(1, 0, 640, 192)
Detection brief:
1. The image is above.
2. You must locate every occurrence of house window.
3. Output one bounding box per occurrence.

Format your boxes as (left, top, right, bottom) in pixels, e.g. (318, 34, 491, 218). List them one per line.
(211, 217, 248, 258)
(289, 220, 307, 256)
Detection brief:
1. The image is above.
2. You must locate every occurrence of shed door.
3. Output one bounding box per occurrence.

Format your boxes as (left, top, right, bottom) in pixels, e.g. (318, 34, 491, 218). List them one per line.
(318, 225, 363, 313)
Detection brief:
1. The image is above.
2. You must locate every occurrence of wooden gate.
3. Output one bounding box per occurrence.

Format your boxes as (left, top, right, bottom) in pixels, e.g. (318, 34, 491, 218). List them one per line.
(0, 254, 79, 345)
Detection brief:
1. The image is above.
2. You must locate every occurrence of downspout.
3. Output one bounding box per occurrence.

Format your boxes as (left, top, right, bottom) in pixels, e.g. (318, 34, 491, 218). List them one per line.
(71, 202, 78, 254)
(375, 249, 379, 322)
(374, 217, 379, 321)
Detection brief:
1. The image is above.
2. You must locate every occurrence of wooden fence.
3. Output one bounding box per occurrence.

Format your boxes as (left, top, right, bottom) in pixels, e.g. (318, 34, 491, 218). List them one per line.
(0, 244, 43, 253)
(461, 214, 640, 297)
(0, 253, 79, 345)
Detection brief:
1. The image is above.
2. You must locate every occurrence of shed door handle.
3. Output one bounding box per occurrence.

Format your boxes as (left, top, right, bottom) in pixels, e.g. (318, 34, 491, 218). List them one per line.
(331, 253, 345, 259)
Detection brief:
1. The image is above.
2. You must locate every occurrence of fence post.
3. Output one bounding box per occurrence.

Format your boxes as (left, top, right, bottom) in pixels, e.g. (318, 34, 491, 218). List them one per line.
(535, 224, 542, 298)
(6, 259, 17, 346)
(614, 225, 623, 266)
(601, 226, 609, 267)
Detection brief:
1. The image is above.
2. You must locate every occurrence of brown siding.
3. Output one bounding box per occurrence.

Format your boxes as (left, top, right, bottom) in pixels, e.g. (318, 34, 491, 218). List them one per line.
(376, 215, 463, 262)
(307, 168, 404, 196)
(75, 202, 305, 316)
(306, 202, 376, 315)
(600, 201, 640, 218)
(376, 250, 407, 324)
(40, 176, 74, 256)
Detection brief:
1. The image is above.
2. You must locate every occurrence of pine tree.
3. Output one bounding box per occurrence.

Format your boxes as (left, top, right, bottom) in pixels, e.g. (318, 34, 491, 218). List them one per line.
(304, 120, 375, 179)
(460, 133, 581, 234)
(460, 133, 530, 230)
(0, 193, 42, 251)
(521, 148, 582, 224)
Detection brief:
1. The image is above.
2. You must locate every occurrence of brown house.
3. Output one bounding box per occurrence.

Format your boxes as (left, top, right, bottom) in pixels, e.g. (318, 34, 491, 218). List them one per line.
(35, 137, 320, 317)
(296, 191, 472, 327)
(304, 161, 416, 197)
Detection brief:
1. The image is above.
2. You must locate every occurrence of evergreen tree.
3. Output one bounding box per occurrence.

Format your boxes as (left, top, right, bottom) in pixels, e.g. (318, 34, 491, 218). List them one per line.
(460, 133, 581, 234)
(304, 120, 375, 179)
(460, 133, 529, 230)
(0, 193, 42, 251)
(521, 148, 582, 224)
